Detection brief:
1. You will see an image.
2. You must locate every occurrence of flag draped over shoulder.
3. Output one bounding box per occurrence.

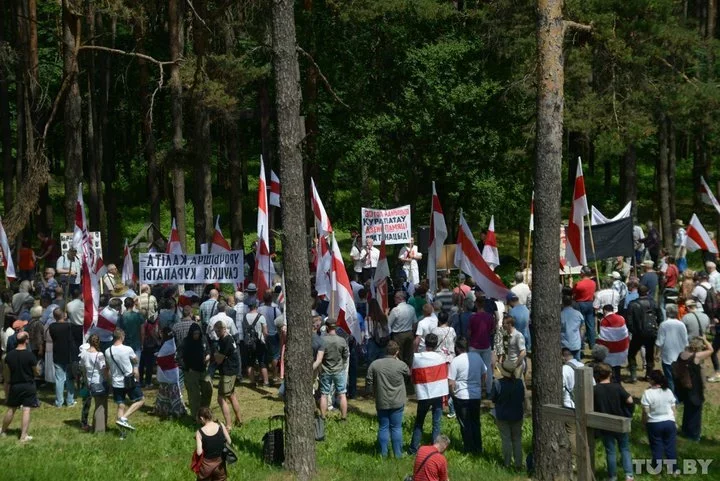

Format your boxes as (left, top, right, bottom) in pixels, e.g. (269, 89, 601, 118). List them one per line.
(156, 338, 180, 384)
(685, 214, 718, 253)
(597, 313, 629, 366)
(565, 159, 588, 267)
(428, 181, 447, 293)
(454, 212, 508, 300)
(0, 216, 16, 281)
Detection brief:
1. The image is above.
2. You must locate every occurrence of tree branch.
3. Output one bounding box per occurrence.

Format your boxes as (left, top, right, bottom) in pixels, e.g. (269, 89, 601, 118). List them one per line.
(563, 20, 593, 35)
(77, 45, 176, 67)
(185, 0, 212, 32)
(656, 56, 699, 86)
(296, 46, 349, 109)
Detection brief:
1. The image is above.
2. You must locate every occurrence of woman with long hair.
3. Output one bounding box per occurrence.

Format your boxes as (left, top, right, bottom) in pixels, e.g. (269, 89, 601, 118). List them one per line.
(641, 370, 678, 472)
(366, 298, 390, 364)
(675, 337, 714, 441)
(79, 334, 108, 432)
(183, 323, 212, 419)
(194, 406, 232, 481)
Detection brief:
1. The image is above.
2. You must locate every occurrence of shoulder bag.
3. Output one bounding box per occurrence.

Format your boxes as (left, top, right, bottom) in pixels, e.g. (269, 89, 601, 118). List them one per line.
(404, 451, 438, 481)
(109, 346, 137, 390)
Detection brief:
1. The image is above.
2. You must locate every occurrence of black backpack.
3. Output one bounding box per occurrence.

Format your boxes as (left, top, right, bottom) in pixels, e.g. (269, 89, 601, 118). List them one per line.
(701, 285, 718, 318)
(243, 313, 263, 351)
(636, 298, 659, 337)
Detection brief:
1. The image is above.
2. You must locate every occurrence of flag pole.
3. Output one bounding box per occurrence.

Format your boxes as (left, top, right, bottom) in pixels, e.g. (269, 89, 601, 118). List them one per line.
(525, 230, 532, 285)
(330, 232, 337, 317)
(586, 212, 601, 278)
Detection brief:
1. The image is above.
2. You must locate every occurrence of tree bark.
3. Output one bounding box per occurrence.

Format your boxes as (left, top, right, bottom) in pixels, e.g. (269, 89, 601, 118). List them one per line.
(624, 144, 638, 221)
(693, 134, 707, 212)
(0, 0, 12, 213)
(62, 0, 83, 231)
(169, 0, 186, 251)
(668, 122, 677, 225)
(259, 81, 273, 196)
(532, 1, 573, 480)
(227, 126, 244, 250)
(658, 115, 672, 252)
(85, 5, 101, 231)
(101, 15, 118, 260)
(709, 0, 717, 38)
(271, 0, 316, 478)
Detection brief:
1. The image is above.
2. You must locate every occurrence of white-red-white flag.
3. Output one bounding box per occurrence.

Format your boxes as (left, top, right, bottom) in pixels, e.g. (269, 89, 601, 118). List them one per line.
(210, 216, 231, 253)
(269, 170, 281, 207)
(330, 235, 360, 343)
(310, 178, 333, 237)
(0, 216, 16, 281)
(454, 212, 509, 300)
(700, 176, 720, 216)
(428, 181, 448, 293)
(529, 191, 535, 232)
(684, 214, 718, 253)
(74, 185, 99, 336)
(373, 224, 390, 312)
(565, 159, 589, 267)
(314, 235, 332, 297)
(166, 218, 184, 255)
(91, 305, 118, 341)
(156, 338, 181, 385)
(122, 239, 134, 285)
(255, 156, 275, 293)
(481, 215, 500, 270)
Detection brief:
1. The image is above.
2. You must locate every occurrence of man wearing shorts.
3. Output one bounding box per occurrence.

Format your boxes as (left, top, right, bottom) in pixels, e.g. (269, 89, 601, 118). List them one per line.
(214, 321, 242, 429)
(240, 300, 269, 386)
(0, 332, 39, 442)
(313, 319, 349, 420)
(105, 329, 144, 432)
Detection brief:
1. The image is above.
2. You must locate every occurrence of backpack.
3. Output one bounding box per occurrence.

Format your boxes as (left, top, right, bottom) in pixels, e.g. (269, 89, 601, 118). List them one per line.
(372, 320, 391, 347)
(636, 298, 659, 337)
(700, 285, 717, 318)
(672, 354, 694, 391)
(243, 314, 263, 351)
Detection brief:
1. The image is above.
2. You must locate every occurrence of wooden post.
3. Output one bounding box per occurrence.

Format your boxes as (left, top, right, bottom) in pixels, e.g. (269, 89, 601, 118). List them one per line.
(540, 366, 631, 481)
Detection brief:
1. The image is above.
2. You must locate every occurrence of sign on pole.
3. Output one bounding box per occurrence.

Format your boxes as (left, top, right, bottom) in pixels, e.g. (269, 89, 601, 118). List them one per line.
(61, 232, 102, 259)
(361, 205, 412, 245)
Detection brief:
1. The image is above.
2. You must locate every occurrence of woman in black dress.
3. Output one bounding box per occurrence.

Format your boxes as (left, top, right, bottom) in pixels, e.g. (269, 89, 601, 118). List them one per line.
(195, 407, 232, 480)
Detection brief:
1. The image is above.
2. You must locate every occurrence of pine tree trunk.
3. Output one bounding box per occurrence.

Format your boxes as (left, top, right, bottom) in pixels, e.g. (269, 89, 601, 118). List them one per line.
(169, 0, 186, 250)
(227, 127, 244, 250)
(668, 122, 677, 224)
(624, 144, 638, 221)
(259, 81, 273, 195)
(658, 115, 672, 251)
(693, 134, 706, 212)
(101, 16, 119, 260)
(709, 0, 717, 38)
(62, 0, 82, 231)
(271, 0, 316, 478)
(0, 0, 12, 213)
(532, 1, 573, 479)
(85, 6, 101, 231)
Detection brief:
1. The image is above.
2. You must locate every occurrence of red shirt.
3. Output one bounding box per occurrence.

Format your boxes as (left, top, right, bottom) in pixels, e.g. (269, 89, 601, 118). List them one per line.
(573, 278, 596, 302)
(18, 248, 35, 271)
(664, 264, 678, 288)
(468, 311, 495, 350)
(413, 446, 448, 481)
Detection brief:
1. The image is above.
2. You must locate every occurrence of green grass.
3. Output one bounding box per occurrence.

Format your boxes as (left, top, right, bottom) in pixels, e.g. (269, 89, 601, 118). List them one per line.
(1, 379, 718, 481)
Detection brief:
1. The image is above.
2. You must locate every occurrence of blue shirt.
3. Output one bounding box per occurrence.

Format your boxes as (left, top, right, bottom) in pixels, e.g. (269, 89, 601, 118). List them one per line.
(624, 291, 639, 309)
(510, 305, 531, 351)
(560, 306, 584, 351)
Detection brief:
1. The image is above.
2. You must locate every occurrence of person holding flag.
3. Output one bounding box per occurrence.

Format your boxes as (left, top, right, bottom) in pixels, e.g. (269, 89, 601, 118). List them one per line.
(428, 182, 448, 293)
(398, 237, 422, 285)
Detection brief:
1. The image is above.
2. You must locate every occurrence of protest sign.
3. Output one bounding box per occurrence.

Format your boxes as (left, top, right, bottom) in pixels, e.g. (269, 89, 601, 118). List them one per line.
(139, 251, 245, 285)
(361, 205, 412, 245)
(61, 232, 102, 259)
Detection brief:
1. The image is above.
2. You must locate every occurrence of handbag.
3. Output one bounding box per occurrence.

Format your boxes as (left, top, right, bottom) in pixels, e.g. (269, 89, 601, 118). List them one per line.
(109, 346, 137, 390)
(403, 451, 438, 481)
(314, 414, 325, 441)
(190, 451, 204, 474)
(222, 443, 238, 464)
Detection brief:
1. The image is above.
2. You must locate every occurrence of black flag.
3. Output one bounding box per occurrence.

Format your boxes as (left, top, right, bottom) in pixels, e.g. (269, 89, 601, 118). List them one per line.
(584, 217, 634, 262)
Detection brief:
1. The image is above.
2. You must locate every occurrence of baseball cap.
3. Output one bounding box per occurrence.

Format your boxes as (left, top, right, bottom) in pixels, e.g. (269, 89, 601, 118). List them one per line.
(506, 292, 519, 302)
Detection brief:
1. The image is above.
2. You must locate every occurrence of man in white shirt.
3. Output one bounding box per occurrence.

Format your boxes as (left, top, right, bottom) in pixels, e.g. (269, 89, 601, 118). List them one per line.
(691, 271, 714, 306)
(561, 347, 585, 456)
(656, 304, 688, 394)
(398, 237, 422, 285)
(349, 234, 363, 282)
(593, 277, 620, 314)
(706, 262, 720, 293)
(414, 304, 438, 352)
(56, 247, 82, 287)
(104, 329, 144, 432)
(66, 288, 84, 327)
(388, 291, 417, 369)
(682, 300, 710, 338)
(360, 237, 380, 282)
(674, 220, 687, 260)
(207, 301, 238, 341)
(448, 338, 486, 454)
(510, 272, 531, 306)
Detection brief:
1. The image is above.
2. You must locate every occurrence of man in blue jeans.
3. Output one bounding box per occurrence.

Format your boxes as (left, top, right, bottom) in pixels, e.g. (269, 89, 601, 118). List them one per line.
(48, 308, 77, 407)
(409, 334, 448, 454)
(366, 341, 410, 458)
(573, 266, 597, 350)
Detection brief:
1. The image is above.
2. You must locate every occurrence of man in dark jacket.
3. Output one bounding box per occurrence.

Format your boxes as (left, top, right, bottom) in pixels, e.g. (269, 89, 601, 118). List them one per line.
(625, 285, 662, 383)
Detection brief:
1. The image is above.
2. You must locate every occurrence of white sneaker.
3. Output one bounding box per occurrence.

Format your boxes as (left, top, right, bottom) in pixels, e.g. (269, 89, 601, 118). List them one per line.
(707, 374, 720, 383)
(19, 436, 33, 443)
(115, 418, 136, 431)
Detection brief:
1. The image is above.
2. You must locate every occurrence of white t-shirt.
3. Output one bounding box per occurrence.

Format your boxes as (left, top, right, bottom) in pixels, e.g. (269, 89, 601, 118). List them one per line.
(641, 387, 676, 423)
(207, 312, 238, 341)
(242, 312, 267, 343)
(449, 352, 486, 400)
(105, 344, 137, 388)
(80, 350, 106, 385)
(415, 316, 438, 352)
(350, 246, 363, 274)
(562, 359, 584, 409)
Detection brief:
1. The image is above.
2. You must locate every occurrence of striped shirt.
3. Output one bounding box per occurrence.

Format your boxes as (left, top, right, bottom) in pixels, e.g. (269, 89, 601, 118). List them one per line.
(411, 351, 448, 400)
(596, 313, 629, 367)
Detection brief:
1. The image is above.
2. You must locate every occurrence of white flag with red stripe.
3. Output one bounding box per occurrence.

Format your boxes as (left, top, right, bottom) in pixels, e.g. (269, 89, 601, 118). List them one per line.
(315, 235, 332, 297)
(269, 170, 281, 207)
(412, 352, 449, 400)
(0, 216, 16, 281)
(92, 305, 118, 341)
(122, 239, 134, 285)
(74, 185, 99, 335)
(311, 178, 333, 237)
(156, 338, 180, 384)
(428, 181, 447, 293)
(596, 313, 629, 366)
(565, 159, 589, 267)
(255, 156, 275, 293)
(529, 191, 534, 232)
(373, 224, 390, 312)
(454, 212, 509, 300)
(210, 216, 231, 253)
(481, 215, 500, 270)
(700, 176, 720, 215)
(166, 218, 184, 255)
(330, 235, 360, 343)
(684, 214, 718, 253)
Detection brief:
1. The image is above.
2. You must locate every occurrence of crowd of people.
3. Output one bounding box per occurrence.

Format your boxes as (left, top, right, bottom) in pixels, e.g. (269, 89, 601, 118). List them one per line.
(0, 226, 718, 481)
